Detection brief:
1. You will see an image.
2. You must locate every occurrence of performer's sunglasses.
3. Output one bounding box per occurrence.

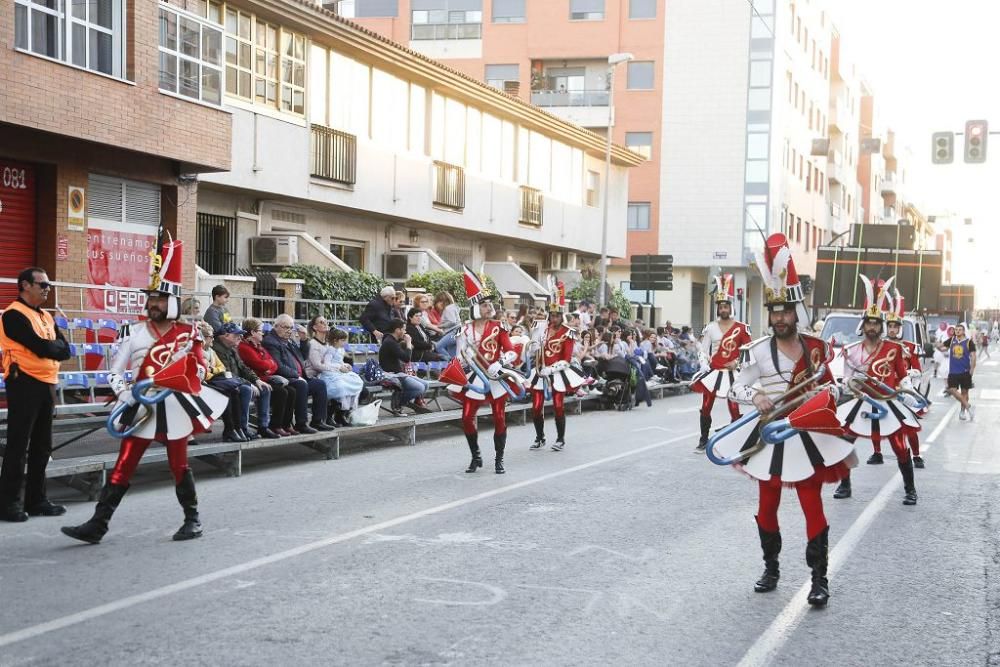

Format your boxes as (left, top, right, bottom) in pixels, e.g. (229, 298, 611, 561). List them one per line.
(33, 281, 52, 289)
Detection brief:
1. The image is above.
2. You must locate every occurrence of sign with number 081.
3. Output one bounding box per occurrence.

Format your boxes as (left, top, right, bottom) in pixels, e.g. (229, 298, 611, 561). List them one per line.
(2, 167, 28, 190)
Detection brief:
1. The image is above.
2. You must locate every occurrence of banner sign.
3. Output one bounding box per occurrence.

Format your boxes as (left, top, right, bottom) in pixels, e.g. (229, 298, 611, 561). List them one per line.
(86, 221, 155, 316)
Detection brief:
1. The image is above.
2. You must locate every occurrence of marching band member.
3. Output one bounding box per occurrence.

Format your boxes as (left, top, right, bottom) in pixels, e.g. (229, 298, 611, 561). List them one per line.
(691, 273, 752, 452)
(886, 290, 927, 469)
(62, 237, 228, 545)
(711, 234, 856, 607)
(833, 276, 920, 505)
(526, 294, 584, 452)
(444, 267, 523, 475)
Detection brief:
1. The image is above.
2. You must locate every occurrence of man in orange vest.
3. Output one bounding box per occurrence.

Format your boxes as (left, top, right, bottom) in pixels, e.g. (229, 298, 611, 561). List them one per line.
(0, 267, 72, 522)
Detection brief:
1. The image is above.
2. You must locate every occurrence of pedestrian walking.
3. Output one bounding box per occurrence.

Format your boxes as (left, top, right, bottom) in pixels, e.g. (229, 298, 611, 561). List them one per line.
(942, 322, 976, 421)
(0, 267, 72, 522)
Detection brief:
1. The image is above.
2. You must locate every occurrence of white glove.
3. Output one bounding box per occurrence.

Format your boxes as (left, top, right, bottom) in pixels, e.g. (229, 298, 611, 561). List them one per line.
(501, 351, 517, 365)
(487, 361, 504, 377)
(907, 369, 921, 380)
(196, 365, 206, 381)
(900, 376, 914, 393)
(539, 365, 553, 377)
(109, 373, 136, 406)
(549, 360, 569, 373)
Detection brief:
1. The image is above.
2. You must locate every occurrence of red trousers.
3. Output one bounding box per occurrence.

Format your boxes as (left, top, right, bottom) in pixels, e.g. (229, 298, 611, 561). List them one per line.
(109, 437, 189, 486)
(531, 390, 565, 419)
(461, 395, 508, 435)
(756, 477, 828, 540)
(700, 391, 741, 421)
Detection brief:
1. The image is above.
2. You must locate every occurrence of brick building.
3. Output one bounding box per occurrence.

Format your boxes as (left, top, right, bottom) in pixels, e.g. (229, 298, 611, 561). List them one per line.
(0, 0, 230, 312)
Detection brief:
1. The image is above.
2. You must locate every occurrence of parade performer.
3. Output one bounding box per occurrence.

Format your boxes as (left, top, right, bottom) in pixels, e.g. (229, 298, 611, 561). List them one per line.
(831, 276, 920, 505)
(886, 289, 927, 468)
(443, 267, 525, 474)
(709, 234, 855, 607)
(62, 236, 228, 544)
(526, 285, 584, 452)
(691, 273, 752, 452)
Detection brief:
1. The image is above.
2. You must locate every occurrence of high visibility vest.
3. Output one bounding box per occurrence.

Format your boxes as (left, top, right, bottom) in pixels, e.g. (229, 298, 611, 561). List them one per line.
(0, 300, 60, 384)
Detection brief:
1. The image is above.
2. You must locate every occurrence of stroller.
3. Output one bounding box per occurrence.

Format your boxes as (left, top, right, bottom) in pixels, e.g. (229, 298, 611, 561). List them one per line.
(601, 356, 637, 411)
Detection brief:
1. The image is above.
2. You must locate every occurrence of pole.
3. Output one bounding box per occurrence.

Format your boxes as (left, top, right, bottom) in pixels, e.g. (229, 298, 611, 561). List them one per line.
(598, 65, 616, 309)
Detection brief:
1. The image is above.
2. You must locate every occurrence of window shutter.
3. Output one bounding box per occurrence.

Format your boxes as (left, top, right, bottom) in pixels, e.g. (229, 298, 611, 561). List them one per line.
(87, 175, 124, 225)
(125, 182, 161, 227)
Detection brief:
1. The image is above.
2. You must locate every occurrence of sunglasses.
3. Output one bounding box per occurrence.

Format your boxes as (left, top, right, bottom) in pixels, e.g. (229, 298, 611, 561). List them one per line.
(34, 281, 53, 290)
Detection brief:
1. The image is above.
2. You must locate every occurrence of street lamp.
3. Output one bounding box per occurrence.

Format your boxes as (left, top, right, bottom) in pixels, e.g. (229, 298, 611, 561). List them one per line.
(598, 52, 634, 308)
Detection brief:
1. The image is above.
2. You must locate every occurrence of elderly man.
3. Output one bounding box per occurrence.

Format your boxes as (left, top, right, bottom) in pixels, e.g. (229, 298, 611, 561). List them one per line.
(360, 286, 397, 342)
(214, 322, 278, 439)
(263, 314, 333, 434)
(0, 267, 72, 522)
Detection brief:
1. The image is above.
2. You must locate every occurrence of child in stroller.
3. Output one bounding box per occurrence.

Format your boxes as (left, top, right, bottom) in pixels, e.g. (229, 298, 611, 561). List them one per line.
(601, 356, 636, 411)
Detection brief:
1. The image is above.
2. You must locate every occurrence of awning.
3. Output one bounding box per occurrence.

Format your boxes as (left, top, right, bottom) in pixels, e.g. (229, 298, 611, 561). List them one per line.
(483, 261, 551, 301)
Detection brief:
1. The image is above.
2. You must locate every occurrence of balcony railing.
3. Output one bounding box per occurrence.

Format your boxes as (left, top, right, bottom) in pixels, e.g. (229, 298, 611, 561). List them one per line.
(519, 186, 543, 226)
(311, 125, 357, 185)
(433, 161, 465, 210)
(530, 89, 610, 108)
(411, 23, 482, 40)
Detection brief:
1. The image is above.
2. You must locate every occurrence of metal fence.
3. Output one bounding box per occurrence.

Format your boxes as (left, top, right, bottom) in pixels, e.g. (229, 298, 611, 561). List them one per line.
(196, 213, 238, 275)
(310, 124, 357, 185)
(433, 161, 465, 210)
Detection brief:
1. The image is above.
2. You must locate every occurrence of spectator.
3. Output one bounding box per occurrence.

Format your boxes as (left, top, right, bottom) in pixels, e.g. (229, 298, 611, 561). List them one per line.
(304, 315, 363, 425)
(203, 284, 231, 332)
(360, 286, 396, 342)
(414, 294, 453, 360)
(595, 307, 611, 328)
(378, 318, 431, 414)
(320, 328, 364, 425)
(578, 300, 593, 330)
(567, 312, 582, 331)
(0, 267, 72, 522)
(214, 321, 278, 440)
(391, 291, 408, 321)
(263, 314, 333, 433)
(575, 329, 598, 382)
(434, 291, 461, 359)
(179, 297, 202, 324)
(239, 318, 294, 436)
(200, 322, 250, 443)
(509, 324, 531, 374)
(514, 304, 531, 329)
(406, 308, 445, 362)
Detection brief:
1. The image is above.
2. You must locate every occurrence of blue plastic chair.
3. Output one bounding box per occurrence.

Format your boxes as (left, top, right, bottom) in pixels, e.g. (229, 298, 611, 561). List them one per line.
(72, 318, 95, 331)
(262, 322, 273, 333)
(98, 319, 119, 332)
(54, 316, 69, 330)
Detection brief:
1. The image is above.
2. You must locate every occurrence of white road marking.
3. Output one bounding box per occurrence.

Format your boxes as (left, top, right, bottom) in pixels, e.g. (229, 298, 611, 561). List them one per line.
(737, 404, 958, 667)
(0, 431, 698, 650)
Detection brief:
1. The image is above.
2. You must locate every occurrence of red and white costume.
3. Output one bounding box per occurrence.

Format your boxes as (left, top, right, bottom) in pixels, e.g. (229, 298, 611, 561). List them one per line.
(526, 317, 584, 448)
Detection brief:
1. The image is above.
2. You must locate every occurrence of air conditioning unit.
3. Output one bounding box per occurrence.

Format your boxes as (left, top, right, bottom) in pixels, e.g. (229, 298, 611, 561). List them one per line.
(564, 252, 578, 271)
(384, 251, 431, 281)
(545, 251, 563, 271)
(250, 236, 299, 267)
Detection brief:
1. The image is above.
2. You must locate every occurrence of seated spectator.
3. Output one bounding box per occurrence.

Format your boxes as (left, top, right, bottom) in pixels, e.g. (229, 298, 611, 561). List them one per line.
(414, 294, 453, 360)
(391, 291, 408, 321)
(433, 291, 461, 359)
(203, 284, 231, 332)
(304, 316, 363, 425)
(214, 322, 278, 440)
(263, 314, 333, 434)
(360, 286, 397, 342)
(239, 318, 294, 436)
(378, 319, 431, 414)
(406, 308, 445, 362)
(509, 324, 531, 374)
(180, 297, 202, 324)
(575, 329, 598, 382)
(200, 322, 251, 443)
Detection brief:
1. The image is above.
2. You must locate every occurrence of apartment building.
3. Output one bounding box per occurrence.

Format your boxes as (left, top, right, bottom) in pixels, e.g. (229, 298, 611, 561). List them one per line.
(178, 0, 641, 306)
(340, 0, 663, 309)
(0, 0, 231, 312)
(823, 28, 864, 244)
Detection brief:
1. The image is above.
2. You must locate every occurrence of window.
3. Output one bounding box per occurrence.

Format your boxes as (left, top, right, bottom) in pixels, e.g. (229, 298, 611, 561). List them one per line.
(627, 202, 651, 230)
(519, 186, 543, 226)
(626, 61, 654, 89)
(253, 21, 278, 106)
(159, 5, 224, 105)
(355, 0, 399, 17)
(492, 0, 525, 22)
(629, 0, 656, 19)
(434, 161, 465, 210)
(224, 7, 253, 99)
(222, 9, 305, 114)
(329, 240, 366, 270)
(570, 0, 604, 20)
(625, 132, 653, 160)
(485, 64, 519, 91)
(197, 213, 237, 275)
(15, 0, 126, 78)
(586, 170, 600, 207)
(411, 1, 483, 40)
(280, 30, 306, 114)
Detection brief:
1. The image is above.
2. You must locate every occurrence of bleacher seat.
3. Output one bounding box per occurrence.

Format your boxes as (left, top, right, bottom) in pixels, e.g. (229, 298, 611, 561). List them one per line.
(97, 319, 119, 332)
(94, 372, 111, 387)
(262, 322, 273, 333)
(71, 318, 95, 330)
(67, 343, 79, 357)
(83, 343, 104, 356)
(366, 344, 379, 354)
(60, 373, 90, 390)
(54, 316, 69, 330)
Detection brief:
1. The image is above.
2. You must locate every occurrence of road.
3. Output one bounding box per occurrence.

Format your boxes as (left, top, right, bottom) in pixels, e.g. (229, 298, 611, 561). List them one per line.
(2, 363, 999, 666)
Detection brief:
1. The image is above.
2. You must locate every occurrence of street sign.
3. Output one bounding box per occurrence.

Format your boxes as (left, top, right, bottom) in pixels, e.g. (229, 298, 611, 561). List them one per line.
(630, 254, 674, 291)
(813, 246, 943, 310)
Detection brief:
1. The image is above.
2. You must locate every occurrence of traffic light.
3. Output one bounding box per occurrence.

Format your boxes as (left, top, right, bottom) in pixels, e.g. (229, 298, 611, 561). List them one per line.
(932, 132, 954, 164)
(964, 120, 988, 163)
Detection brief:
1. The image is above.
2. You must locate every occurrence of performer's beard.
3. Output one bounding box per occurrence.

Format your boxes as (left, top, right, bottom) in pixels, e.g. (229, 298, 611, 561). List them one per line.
(147, 306, 167, 323)
(771, 316, 797, 340)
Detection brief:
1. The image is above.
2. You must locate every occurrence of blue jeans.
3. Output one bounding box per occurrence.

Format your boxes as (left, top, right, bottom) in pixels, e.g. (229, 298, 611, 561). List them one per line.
(434, 329, 457, 360)
(256, 385, 272, 429)
(236, 384, 253, 431)
(400, 376, 429, 404)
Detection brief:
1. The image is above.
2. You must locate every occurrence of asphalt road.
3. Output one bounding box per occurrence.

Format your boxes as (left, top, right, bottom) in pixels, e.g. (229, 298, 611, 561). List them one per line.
(2, 361, 999, 666)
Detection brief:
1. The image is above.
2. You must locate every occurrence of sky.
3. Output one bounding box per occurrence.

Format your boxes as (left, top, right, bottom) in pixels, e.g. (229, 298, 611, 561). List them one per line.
(828, 0, 1000, 307)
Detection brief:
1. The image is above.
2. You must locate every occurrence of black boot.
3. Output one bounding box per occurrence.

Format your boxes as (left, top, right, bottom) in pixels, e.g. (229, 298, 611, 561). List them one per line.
(695, 413, 711, 452)
(530, 415, 546, 450)
(899, 457, 918, 505)
(552, 415, 566, 452)
(867, 451, 884, 464)
(173, 469, 203, 541)
(833, 473, 852, 499)
(754, 517, 781, 593)
(465, 432, 483, 473)
(61, 483, 128, 544)
(494, 432, 506, 474)
(806, 526, 830, 607)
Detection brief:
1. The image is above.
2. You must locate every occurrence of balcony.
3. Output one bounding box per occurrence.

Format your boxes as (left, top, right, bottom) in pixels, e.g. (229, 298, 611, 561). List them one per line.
(826, 150, 849, 185)
(433, 161, 465, 210)
(310, 125, 357, 185)
(411, 23, 483, 40)
(519, 186, 543, 227)
(529, 89, 610, 127)
(828, 99, 850, 134)
(881, 179, 897, 196)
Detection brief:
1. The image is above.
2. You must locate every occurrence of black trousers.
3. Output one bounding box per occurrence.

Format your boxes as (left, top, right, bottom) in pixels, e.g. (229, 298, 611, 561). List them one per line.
(268, 382, 293, 429)
(0, 373, 56, 508)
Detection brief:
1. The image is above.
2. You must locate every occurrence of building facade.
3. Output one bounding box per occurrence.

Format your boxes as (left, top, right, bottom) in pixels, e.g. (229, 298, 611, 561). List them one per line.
(0, 0, 231, 311)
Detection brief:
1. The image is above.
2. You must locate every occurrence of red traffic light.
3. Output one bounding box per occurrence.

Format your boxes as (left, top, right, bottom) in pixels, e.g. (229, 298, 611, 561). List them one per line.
(965, 120, 989, 163)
